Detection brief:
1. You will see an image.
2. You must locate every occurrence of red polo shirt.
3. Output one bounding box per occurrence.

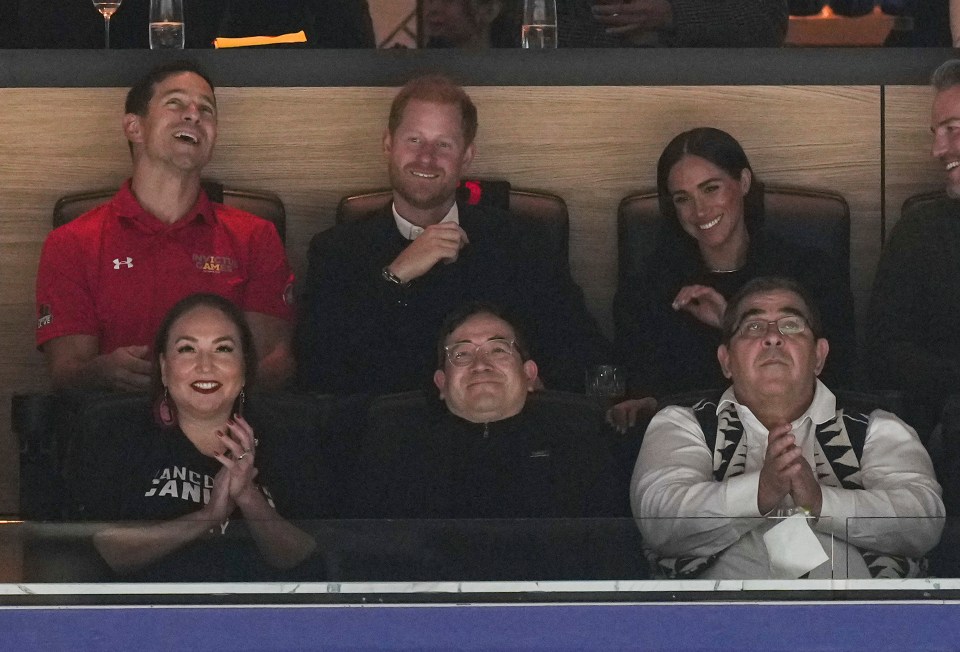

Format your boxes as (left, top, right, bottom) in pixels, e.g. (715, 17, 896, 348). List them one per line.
(36, 181, 294, 353)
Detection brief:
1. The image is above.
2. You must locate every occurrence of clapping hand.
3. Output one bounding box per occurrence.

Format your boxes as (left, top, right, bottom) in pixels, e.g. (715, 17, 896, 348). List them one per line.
(213, 415, 260, 504)
(757, 424, 803, 515)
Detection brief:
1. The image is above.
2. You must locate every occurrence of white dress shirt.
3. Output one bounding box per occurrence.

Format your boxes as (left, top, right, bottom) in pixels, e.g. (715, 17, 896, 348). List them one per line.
(392, 202, 459, 241)
(631, 380, 945, 579)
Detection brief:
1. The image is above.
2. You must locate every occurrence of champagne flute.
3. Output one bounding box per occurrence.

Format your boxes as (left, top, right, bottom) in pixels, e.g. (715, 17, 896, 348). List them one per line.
(92, 0, 123, 49)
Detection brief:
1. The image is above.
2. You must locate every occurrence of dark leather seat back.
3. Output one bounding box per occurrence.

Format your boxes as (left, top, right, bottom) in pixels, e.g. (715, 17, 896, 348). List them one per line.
(336, 179, 570, 264)
(53, 180, 287, 243)
(617, 185, 851, 287)
(901, 190, 948, 217)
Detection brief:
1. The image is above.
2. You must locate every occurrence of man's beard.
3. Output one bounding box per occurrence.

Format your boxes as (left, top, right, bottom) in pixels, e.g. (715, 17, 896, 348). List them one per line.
(389, 163, 455, 211)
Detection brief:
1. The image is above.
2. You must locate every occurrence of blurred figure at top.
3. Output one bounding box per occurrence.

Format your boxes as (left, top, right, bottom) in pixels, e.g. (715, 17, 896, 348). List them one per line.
(884, 0, 951, 47)
(216, 0, 375, 48)
(556, 0, 789, 47)
(12, 0, 373, 48)
(954, 0, 960, 46)
(422, 0, 512, 48)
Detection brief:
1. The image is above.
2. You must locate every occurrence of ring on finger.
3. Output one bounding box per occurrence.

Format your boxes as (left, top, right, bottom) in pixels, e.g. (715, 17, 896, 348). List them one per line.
(237, 452, 248, 461)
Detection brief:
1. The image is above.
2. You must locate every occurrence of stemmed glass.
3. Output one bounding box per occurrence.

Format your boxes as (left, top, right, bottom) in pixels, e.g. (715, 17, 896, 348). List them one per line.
(91, 0, 123, 49)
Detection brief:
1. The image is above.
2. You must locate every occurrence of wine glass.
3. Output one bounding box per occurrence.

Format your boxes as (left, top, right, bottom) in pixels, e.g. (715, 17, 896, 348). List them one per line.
(91, 0, 123, 49)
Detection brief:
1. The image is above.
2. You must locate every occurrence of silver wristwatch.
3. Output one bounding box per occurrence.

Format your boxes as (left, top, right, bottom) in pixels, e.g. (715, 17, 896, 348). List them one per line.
(381, 266, 409, 287)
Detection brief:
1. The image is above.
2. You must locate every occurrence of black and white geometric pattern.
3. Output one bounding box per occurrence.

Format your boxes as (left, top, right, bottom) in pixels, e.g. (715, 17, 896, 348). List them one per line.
(647, 397, 925, 579)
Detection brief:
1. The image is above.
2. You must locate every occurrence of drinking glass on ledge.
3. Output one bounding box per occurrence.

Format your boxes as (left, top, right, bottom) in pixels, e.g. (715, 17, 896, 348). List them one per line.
(522, 0, 558, 49)
(149, 0, 185, 49)
(91, 0, 123, 49)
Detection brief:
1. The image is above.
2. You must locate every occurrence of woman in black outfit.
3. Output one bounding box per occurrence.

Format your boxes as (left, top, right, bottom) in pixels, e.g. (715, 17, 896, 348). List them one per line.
(613, 128, 856, 411)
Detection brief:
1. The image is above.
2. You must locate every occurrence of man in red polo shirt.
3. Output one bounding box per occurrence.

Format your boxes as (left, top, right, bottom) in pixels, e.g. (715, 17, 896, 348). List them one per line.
(36, 61, 294, 391)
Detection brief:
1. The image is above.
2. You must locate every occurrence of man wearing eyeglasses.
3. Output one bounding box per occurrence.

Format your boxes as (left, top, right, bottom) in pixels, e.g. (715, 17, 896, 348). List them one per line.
(358, 302, 626, 521)
(632, 276, 943, 579)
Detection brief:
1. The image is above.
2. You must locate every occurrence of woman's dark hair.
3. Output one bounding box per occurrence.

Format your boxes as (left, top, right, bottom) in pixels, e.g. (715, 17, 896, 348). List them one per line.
(152, 293, 258, 407)
(655, 127, 765, 231)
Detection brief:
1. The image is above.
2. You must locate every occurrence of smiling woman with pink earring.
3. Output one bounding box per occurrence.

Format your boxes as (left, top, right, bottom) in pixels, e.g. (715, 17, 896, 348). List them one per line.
(86, 293, 315, 580)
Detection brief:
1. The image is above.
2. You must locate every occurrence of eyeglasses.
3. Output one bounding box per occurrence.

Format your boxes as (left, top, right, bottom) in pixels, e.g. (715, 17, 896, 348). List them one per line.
(444, 338, 518, 367)
(734, 315, 808, 339)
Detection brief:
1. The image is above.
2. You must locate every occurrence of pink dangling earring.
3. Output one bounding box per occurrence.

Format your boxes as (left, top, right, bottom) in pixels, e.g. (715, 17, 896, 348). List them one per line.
(157, 386, 177, 426)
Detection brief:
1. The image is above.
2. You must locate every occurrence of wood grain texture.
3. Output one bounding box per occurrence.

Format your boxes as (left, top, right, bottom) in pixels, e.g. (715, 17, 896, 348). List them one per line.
(884, 85, 942, 239)
(0, 85, 883, 516)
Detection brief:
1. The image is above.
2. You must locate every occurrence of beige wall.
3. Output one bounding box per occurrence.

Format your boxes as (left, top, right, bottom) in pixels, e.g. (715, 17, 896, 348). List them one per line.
(0, 83, 937, 514)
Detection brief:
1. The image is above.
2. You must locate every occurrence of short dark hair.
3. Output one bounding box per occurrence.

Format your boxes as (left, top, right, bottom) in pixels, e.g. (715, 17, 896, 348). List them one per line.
(932, 60, 960, 92)
(388, 74, 478, 145)
(436, 301, 530, 369)
(656, 127, 764, 226)
(125, 60, 215, 117)
(721, 276, 823, 344)
(152, 293, 257, 405)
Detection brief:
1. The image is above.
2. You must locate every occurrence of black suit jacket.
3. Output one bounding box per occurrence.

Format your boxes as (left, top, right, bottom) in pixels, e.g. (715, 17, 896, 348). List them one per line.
(297, 202, 610, 394)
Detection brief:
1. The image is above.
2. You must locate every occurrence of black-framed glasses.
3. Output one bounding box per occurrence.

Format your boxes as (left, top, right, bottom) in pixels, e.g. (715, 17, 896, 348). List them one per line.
(444, 338, 518, 367)
(734, 315, 808, 339)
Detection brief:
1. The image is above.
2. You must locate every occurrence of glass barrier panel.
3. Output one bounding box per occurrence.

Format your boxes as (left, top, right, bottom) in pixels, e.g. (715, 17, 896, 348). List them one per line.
(0, 517, 846, 584)
(637, 516, 834, 580)
(14, 518, 648, 584)
(845, 516, 948, 579)
(6, 518, 960, 602)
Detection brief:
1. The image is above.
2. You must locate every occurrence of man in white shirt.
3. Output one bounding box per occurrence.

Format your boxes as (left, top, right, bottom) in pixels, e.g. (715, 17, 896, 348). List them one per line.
(632, 276, 944, 579)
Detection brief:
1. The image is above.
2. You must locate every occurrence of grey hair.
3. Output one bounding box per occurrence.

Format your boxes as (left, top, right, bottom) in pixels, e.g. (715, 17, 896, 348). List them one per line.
(932, 60, 960, 92)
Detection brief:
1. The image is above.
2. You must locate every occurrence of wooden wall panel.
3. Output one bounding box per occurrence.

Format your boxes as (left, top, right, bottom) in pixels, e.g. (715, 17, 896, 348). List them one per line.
(467, 86, 881, 339)
(885, 86, 942, 239)
(0, 85, 882, 515)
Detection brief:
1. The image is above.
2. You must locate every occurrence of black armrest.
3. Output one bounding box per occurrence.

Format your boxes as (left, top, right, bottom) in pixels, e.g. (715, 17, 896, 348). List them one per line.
(12, 393, 57, 456)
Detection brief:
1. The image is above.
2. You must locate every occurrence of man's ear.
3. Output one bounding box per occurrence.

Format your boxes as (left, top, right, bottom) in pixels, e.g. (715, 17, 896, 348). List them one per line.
(433, 369, 447, 398)
(814, 338, 829, 376)
(461, 142, 475, 171)
(717, 345, 732, 379)
(523, 359, 538, 391)
(382, 129, 393, 157)
(123, 113, 143, 144)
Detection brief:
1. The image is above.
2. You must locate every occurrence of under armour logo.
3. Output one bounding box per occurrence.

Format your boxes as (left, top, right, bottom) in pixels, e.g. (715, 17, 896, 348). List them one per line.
(113, 257, 133, 269)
